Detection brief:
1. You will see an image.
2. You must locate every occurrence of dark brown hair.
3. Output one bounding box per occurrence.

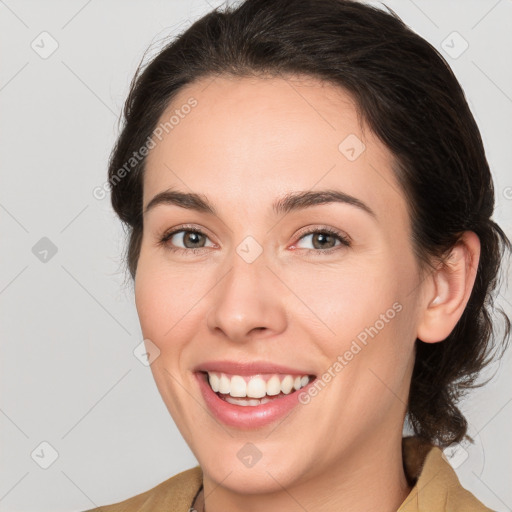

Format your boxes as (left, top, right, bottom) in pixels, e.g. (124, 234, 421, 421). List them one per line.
(108, 0, 510, 447)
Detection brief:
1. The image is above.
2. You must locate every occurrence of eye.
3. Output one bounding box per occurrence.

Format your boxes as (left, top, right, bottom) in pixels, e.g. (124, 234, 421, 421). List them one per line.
(158, 225, 215, 254)
(292, 226, 351, 253)
(158, 224, 351, 256)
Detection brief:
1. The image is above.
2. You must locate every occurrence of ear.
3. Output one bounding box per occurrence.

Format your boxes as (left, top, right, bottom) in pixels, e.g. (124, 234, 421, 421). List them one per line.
(416, 231, 481, 343)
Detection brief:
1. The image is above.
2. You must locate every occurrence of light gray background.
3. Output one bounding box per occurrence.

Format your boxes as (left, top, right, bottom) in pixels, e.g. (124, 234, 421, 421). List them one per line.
(1, 1, 511, 511)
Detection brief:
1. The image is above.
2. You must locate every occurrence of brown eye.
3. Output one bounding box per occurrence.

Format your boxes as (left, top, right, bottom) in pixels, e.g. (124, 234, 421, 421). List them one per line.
(160, 227, 215, 253)
(310, 232, 337, 249)
(175, 231, 207, 249)
(294, 227, 351, 252)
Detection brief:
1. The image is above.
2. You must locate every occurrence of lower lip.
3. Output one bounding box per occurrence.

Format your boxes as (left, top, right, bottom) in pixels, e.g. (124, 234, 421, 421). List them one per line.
(195, 372, 315, 429)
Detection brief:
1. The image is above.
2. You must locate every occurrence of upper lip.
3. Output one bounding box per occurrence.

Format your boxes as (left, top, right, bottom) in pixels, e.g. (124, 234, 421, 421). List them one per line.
(193, 360, 315, 376)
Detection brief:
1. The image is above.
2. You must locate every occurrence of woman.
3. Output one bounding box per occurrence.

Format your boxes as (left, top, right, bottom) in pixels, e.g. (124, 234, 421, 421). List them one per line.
(86, 0, 510, 510)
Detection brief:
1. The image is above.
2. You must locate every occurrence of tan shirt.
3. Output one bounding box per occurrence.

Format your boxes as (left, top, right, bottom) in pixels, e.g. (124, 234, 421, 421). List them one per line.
(84, 437, 493, 511)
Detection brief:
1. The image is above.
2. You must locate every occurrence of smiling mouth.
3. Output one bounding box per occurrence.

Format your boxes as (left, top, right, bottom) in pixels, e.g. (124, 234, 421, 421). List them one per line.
(200, 371, 316, 407)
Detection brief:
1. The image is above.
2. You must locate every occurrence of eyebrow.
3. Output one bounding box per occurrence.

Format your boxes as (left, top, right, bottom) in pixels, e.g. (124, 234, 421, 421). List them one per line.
(143, 188, 376, 218)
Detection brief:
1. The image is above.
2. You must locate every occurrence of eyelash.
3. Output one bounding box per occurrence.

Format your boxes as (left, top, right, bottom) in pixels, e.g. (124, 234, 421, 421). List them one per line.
(158, 224, 351, 256)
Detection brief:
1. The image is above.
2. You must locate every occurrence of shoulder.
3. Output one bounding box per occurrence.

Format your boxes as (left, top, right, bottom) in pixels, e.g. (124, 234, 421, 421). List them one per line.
(82, 465, 203, 512)
(399, 437, 494, 512)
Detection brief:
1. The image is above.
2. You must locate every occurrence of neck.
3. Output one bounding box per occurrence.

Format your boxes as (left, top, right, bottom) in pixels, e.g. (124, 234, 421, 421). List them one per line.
(199, 432, 412, 512)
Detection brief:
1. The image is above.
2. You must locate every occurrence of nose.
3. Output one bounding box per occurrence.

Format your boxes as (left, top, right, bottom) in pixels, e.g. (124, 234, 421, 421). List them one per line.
(206, 247, 287, 343)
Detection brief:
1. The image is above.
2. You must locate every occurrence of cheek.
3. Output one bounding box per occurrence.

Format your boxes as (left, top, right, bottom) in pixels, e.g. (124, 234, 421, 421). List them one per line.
(296, 260, 412, 384)
(135, 267, 165, 336)
(283, 260, 397, 343)
(134, 259, 185, 349)
(134, 253, 214, 355)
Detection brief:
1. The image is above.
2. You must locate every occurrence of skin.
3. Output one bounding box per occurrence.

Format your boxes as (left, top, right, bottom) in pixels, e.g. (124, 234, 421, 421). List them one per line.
(134, 74, 480, 512)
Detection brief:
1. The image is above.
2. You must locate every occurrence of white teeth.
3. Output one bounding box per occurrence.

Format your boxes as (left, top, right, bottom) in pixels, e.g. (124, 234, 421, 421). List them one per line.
(219, 374, 230, 394)
(230, 375, 247, 397)
(206, 372, 312, 399)
(280, 375, 294, 394)
(246, 377, 267, 398)
(266, 375, 282, 396)
(209, 373, 220, 392)
(225, 396, 272, 406)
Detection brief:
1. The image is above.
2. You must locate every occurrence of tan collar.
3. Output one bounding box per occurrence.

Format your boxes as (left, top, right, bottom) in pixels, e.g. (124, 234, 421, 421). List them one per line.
(398, 436, 492, 511)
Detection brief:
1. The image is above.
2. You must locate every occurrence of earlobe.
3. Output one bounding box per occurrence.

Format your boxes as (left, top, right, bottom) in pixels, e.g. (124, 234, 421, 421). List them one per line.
(416, 231, 481, 344)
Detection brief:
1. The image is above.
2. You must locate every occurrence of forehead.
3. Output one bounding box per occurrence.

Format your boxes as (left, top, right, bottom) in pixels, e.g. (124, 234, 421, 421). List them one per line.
(143, 74, 407, 228)
(147, 74, 362, 169)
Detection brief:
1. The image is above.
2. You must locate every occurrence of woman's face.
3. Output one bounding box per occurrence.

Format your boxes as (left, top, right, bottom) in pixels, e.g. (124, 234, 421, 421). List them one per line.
(135, 75, 425, 492)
